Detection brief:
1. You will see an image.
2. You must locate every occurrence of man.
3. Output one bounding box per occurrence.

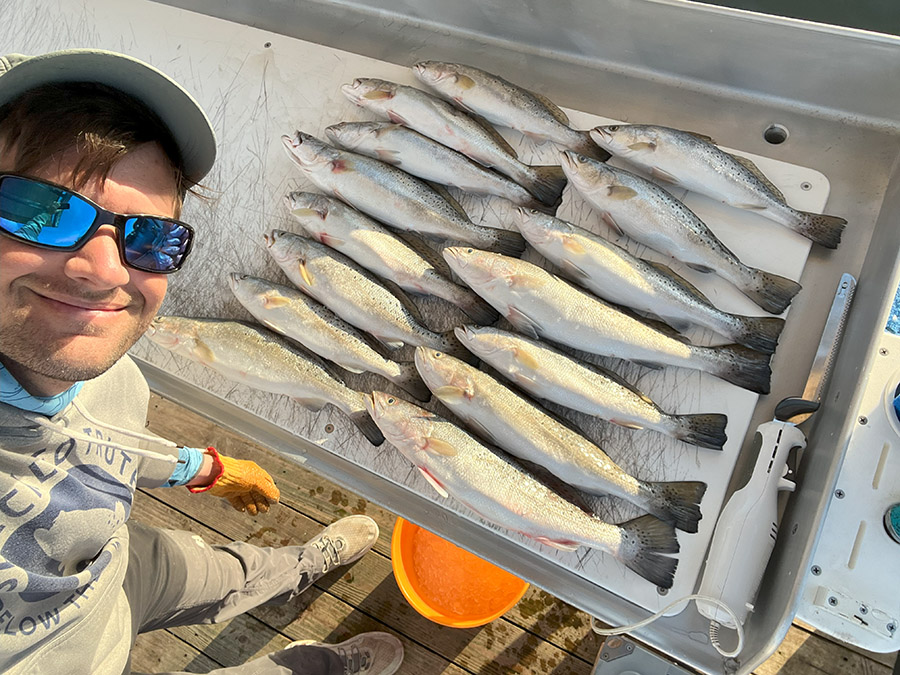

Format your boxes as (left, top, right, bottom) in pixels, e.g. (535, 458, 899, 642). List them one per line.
(0, 49, 403, 674)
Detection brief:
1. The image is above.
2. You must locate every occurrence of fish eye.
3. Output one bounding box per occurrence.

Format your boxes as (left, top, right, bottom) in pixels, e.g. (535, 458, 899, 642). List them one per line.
(465, 248, 474, 254)
(433, 351, 443, 358)
(577, 155, 588, 163)
(529, 209, 539, 215)
(387, 397, 396, 404)
(607, 125, 619, 132)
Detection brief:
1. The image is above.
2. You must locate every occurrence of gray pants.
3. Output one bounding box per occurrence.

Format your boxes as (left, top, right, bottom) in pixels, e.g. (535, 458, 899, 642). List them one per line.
(123, 521, 344, 675)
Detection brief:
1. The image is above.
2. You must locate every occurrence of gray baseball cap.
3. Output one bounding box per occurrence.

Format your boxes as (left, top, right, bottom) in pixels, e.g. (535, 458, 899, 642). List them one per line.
(0, 48, 216, 183)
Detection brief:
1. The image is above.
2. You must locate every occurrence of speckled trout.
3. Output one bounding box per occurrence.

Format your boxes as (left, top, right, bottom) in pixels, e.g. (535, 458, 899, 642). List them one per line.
(442, 247, 773, 394)
(454, 325, 728, 450)
(281, 131, 525, 255)
(514, 208, 785, 354)
(228, 273, 429, 402)
(412, 60, 610, 162)
(340, 78, 566, 206)
(561, 152, 802, 315)
(145, 316, 384, 446)
(367, 390, 680, 588)
(413, 347, 707, 533)
(324, 121, 552, 213)
(286, 191, 498, 324)
(590, 124, 845, 249)
(265, 230, 474, 363)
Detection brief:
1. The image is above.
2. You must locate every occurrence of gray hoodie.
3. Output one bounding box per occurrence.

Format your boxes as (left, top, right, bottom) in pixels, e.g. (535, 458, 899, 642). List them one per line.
(0, 355, 179, 674)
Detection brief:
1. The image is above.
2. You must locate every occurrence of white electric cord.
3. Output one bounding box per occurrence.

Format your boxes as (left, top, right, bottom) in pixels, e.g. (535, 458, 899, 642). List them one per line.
(589, 594, 744, 659)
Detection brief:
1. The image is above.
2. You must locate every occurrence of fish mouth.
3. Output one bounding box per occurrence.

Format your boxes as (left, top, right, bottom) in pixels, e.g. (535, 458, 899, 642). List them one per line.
(441, 246, 467, 271)
(364, 392, 380, 418)
(340, 82, 363, 104)
(452, 325, 478, 345)
(144, 319, 177, 347)
(560, 150, 580, 170)
(411, 61, 437, 82)
(592, 126, 612, 144)
(227, 272, 247, 289)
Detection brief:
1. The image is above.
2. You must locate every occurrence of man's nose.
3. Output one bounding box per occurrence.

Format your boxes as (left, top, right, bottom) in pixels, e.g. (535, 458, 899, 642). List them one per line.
(64, 225, 131, 288)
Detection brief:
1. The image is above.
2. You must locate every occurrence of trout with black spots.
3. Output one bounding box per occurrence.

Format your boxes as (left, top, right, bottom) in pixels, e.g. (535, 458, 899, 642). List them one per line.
(340, 78, 566, 207)
(590, 124, 845, 248)
(413, 347, 707, 533)
(281, 131, 525, 255)
(367, 390, 680, 588)
(561, 152, 801, 315)
(442, 246, 773, 395)
(145, 316, 384, 446)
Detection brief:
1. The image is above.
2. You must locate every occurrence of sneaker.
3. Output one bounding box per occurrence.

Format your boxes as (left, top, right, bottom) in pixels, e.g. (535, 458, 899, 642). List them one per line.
(305, 515, 379, 576)
(287, 632, 403, 675)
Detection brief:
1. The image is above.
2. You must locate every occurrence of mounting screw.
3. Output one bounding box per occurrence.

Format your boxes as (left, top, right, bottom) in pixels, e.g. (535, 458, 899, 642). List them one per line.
(324, 424, 335, 433)
(264, 41, 272, 48)
(828, 596, 838, 606)
(880, 348, 889, 356)
(791, 523, 799, 535)
(800, 181, 812, 191)
(859, 416, 868, 425)
(811, 565, 822, 575)
(834, 489, 845, 499)
(859, 605, 869, 615)
(888, 623, 896, 633)
(601, 652, 609, 660)
(657, 586, 669, 596)
(626, 644, 634, 652)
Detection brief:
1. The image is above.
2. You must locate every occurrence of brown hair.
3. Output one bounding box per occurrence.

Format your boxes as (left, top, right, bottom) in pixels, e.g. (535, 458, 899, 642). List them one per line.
(0, 81, 194, 213)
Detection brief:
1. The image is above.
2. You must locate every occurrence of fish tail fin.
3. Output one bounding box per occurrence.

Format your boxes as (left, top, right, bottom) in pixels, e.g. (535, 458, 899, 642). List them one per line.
(793, 211, 845, 249)
(703, 343, 773, 394)
(672, 413, 728, 450)
(524, 164, 568, 206)
(389, 362, 431, 402)
(454, 288, 500, 325)
(641, 480, 707, 533)
(434, 330, 480, 365)
(572, 131, 612, 162)
(349, 408, 385, 446)
(485, 227, 527, 256)
(742, 269, 801, 315)
(731, 315, 785, 354)
(617, 514, 680, 589)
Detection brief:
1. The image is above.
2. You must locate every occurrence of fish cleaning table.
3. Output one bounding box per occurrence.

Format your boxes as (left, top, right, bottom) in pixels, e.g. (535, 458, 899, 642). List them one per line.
(5, 0, 899, 673)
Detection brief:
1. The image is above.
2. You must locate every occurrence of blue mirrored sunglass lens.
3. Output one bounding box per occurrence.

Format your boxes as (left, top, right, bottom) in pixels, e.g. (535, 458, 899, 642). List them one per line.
(123, 217, 190, 271)
(0, 176, 97, 247)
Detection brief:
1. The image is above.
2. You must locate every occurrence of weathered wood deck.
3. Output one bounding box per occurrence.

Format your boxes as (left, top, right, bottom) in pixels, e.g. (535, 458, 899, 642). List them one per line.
(130, 394, 896, 674)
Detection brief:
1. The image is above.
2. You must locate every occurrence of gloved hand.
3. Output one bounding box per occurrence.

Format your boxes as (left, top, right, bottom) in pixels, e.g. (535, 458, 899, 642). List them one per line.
(188, 447, 280, 515)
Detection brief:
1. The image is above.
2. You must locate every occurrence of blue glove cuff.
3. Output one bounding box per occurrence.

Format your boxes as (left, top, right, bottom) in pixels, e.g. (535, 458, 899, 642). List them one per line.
(165, 446, 206, 487)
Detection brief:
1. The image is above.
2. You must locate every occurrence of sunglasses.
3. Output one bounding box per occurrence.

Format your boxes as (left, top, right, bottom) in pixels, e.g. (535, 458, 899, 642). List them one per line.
(0, 173, 194, 273)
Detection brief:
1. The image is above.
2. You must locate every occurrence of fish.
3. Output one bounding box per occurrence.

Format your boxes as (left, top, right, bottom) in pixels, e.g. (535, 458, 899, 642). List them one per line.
(590, 124, 845, 249)
(285, 191, 498, 325)
(227, 273, 430, 402)
(265, 230, 475, 363)
(281, 131, 525, 255)
(514, 208, 785, 354)
(324, 121, 553, 213)
(442, 246, 773, 395)
(367, 390, 680, 588)
(454, 325, 728, 450)
(413, 347, 707, 533)
(144, 316, 384, 446)
(560, 152, 802, 315)
(412, 60, 610, 162)
(340, 78, 567, 206)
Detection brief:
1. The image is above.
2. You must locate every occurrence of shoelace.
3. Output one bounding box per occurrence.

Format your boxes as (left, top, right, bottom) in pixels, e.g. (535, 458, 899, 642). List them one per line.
(311, 535, 346, 573)
(337, 644, 371, 675)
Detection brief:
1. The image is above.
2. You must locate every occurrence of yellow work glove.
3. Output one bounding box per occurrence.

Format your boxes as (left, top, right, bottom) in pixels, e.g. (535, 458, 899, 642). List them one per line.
(188, 447, 280, 515)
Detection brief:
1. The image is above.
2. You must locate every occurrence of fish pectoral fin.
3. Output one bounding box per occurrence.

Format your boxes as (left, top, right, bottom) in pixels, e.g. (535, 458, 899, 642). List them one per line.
(453, 73, 477, 90)
(262, 292, 291, 309)
(514, 347, 541, 372)
(319, 232, 346, 248)
(727, 152, 786, 203)
(650, 167, 679, 184)
(606, 185, 638, 200)
(418, 467, 450, 498)
(627, 141, 656, 152)
(363, 89, 393, 100)
(686, 262, 716, 274)
(432, 385, 470, 403)
(506, 306, 542, 339)
(561, 237, 586, 256)
(193, 340, 216, 364)
(533, 536, 580, 552)
(292, 397, 327, 412)
(425, 438, 458, 456)
(298, 261, 315, 286)
(601, 212, 624, 236)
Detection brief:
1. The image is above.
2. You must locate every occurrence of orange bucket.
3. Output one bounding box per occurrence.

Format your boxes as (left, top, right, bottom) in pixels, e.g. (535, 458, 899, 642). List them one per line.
(391, 517, 529, 628)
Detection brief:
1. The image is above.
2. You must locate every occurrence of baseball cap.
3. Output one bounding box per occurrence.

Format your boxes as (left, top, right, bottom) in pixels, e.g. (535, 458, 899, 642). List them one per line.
(0, 49, 217, 183)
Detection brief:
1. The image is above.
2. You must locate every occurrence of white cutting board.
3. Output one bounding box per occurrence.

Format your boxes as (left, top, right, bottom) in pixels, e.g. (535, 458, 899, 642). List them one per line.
(3, 0, 830, 613)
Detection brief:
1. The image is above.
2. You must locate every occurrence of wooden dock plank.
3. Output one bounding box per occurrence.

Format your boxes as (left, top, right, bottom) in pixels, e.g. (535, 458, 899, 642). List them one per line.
(131, 630, 222, 673)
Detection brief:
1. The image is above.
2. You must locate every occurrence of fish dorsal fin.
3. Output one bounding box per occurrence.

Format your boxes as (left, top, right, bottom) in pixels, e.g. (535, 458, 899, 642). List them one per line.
(426, 181, 471, 221)
(468, 111, 519, 159)
(645, 260, 712, 304)
(380, 277, 427, 324)
(418, 466, 450, 498)
(575, 355, 656, 405)
(526, 87, 570, 125)
(395, 230, 454, 277)
(683, 130, 717, 144)
(727, 152, 786, 203)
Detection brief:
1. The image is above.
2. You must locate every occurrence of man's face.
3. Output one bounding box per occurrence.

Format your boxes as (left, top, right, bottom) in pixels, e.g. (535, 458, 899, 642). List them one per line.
(0, 143, 179, 393)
